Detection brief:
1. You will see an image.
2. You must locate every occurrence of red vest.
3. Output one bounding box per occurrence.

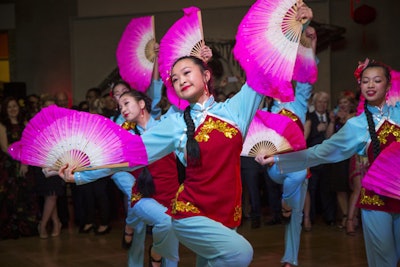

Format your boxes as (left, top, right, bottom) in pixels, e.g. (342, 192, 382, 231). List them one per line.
(169, 115, 243, 228)
(278, 108, 304, 132)
(358, 120, 400, 212)
(131, 152, 179, 208)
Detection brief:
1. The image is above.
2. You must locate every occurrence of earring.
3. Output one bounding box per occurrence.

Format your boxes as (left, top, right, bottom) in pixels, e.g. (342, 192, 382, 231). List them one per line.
(141, 108, 144, 117)
(204, 83, 209, 96)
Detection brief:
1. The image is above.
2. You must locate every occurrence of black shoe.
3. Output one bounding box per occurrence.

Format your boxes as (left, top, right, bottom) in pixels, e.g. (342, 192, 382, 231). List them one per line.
(281, 208, 292, 224)
(79, 224, 94, 233)
(251, 218, 261, 229)
(95, 225, 111, 235)
(122, 229, 134, 250)
(149, 245, 162, 267)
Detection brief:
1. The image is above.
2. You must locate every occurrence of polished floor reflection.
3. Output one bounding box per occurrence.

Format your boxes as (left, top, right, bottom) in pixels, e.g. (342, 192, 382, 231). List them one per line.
(0, 218, 371, 267)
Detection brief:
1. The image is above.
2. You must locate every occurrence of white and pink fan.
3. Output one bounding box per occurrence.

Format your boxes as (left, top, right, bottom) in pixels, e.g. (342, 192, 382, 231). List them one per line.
(362, 142, 400, 200)
(8, 105, 148, 171)
(158, 6, 204, 110)
(386, 69, 400, 106)
(241, 110, 306, 157)
(233, 0, 307, 101)
(116, 16, 156, 92)
(292, 26, 318, 84)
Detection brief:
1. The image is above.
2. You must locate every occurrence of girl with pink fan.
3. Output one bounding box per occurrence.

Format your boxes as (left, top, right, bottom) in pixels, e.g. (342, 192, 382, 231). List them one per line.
(256, 25, 316, 267)
(256, 60, 400, 267)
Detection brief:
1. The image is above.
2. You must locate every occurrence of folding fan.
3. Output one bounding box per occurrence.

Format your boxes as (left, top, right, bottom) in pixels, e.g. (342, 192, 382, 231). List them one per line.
(386, 69, 400, 106)
(8, 105, 148, 171)
(233, 0, 306, 101)
(241, 110, 306, 157)
(292, 27, 318, 84)
(116, 16, 156, 92)
(362, 142, 400, 200)
(158, 6, 204, 110)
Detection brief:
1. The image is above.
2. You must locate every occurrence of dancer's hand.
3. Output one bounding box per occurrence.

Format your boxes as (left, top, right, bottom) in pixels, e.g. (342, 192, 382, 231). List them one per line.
(305, 26, 317, 53)
(58, 163, 76, 183)
(296, 1, 313, 22)
(201, 45, 213, 63)
(255, 155, 275, 166)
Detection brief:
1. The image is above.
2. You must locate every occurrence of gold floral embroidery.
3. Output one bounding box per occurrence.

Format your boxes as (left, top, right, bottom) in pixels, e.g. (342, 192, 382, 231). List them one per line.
(121, 121, 136, 130)
(234, 206, 242, 222)
(359, 188, 385, 206)
(171, 184, 200, 214)
(377, 121, 400, 145)
(279, 109, 298, 122)
(195, 117, 238, 142)
(131, 193, 142, 202)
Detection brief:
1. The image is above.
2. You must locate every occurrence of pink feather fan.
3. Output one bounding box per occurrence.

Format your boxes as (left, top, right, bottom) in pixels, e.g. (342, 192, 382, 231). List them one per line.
(8, 105, 148, 171)
(233, 0, 305, 101)
(241, 110, 306, 157)
(116, 16, 156, 92)
(158, 6, 204, 110)
(362, 142, 400, 200)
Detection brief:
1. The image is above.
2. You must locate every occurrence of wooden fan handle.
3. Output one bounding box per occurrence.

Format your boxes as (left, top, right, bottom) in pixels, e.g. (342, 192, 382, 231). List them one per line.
(74, 162, 130, 172)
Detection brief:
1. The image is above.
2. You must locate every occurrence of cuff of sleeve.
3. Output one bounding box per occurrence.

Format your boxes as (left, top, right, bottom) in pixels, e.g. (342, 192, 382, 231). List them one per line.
(74, 172, 85, 185)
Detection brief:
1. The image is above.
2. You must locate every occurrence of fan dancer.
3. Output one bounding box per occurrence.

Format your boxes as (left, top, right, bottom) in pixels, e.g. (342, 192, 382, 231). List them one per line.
(256, 60, 400, 267)
(118, 90, 181, 267)
(257, 25, 317, 267)
(109, 47, 180, 267)
(110, 50, 164, 253)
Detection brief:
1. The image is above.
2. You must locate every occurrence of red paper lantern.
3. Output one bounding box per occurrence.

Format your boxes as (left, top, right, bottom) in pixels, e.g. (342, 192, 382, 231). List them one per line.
(353, 4, 376, 25)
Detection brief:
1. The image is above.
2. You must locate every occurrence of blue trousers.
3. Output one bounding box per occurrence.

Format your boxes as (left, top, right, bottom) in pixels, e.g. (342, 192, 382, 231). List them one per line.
(172, 216, 253, 267)
(361, 209, 400, 267)
(111, 172, 179, 267)
(268, 168, 308, 266)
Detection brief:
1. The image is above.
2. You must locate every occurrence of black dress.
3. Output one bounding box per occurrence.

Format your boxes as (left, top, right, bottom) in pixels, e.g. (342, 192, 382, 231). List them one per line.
(0, 123, 40, 239)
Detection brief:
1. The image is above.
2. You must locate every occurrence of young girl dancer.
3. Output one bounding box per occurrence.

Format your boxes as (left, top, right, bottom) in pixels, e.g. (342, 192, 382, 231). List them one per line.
(262, 26, 316, 267)
(256, 60, 400, 267)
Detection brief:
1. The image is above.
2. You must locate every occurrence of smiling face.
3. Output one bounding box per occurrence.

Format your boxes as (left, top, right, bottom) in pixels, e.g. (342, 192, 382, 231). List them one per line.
(360, 66, 391, 107)
(170, 57, 211, 104)
(7, 99, 20, 119)
(338, 97, 353, 113)
(118, 94, 144, 123)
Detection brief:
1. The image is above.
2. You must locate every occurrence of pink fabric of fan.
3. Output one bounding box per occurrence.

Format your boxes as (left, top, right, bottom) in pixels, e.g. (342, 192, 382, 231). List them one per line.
(362, 142, 400, 200)
(233, 0, 304, 101)
(292, 31, 318, 84)
(116, 16, 156, 92)
(158, 6, 204, 110)
(386, 69, 400, 106)
(8, 105, 148, 170)
(241, 110, 306, 157)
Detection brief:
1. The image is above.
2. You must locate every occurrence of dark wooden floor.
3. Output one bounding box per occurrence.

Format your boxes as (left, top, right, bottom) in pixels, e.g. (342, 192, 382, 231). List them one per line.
(0, 216, 374, 267)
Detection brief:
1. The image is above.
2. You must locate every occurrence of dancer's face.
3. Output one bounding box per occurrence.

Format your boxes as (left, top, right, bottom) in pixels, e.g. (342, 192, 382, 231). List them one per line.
(119, 94, 144, 123)
(360, 67, 390, 107)
(170, 58, 210, 104)
(113, 84, 130, 101)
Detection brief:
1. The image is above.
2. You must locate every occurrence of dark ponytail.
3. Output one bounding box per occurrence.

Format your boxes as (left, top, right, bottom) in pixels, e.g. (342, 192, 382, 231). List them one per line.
(133, 126, 155, 197)
(364, 100, 381, 159)
(183, 105, 201, 167)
